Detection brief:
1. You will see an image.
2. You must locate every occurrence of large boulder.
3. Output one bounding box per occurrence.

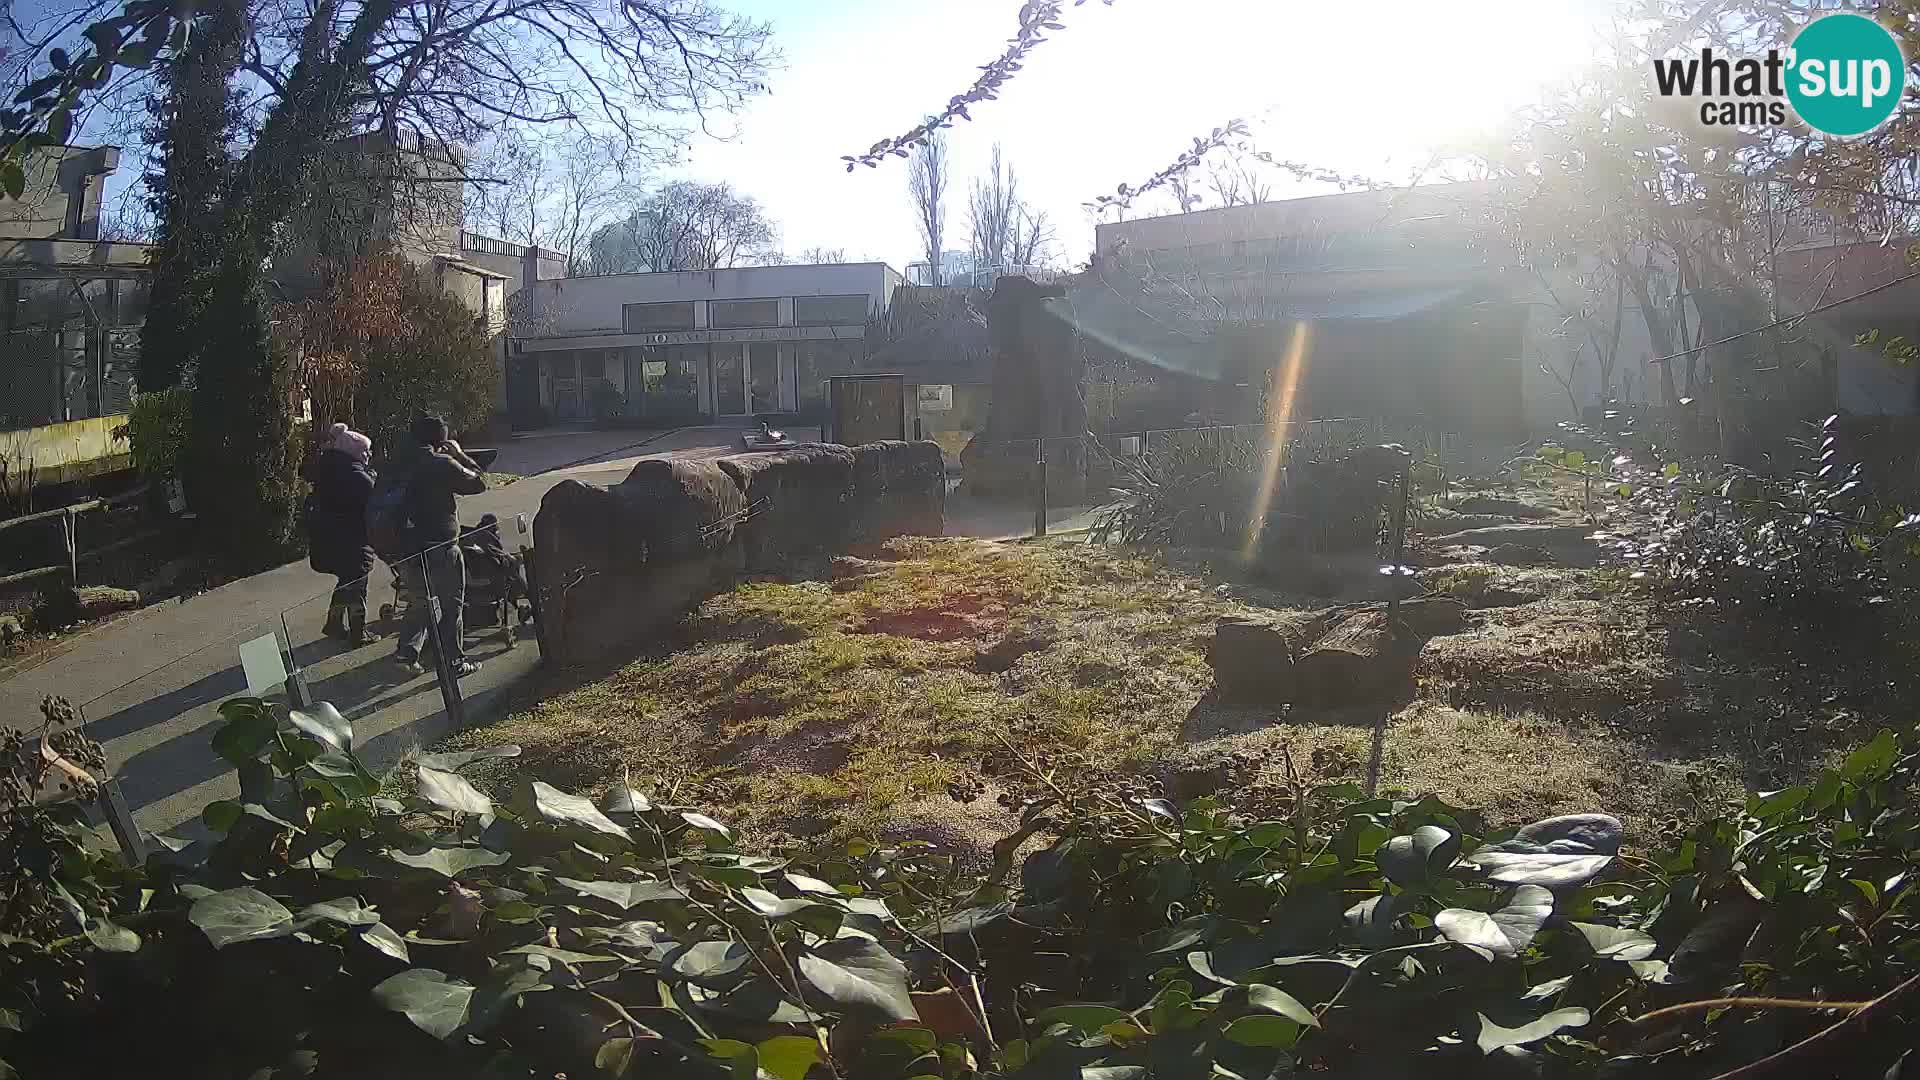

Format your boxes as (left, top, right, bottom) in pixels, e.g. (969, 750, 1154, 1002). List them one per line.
(533, 457, 746, 666)
(718, 444, 858, 571)
(848, 440, 946, 541)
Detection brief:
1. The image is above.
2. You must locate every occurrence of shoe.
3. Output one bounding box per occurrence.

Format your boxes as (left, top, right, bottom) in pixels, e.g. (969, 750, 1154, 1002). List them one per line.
(347, 606, 376, 647)
(322, 603, 348, 638)
(395, 654, 424, 676)
(453, 660, 481, 678)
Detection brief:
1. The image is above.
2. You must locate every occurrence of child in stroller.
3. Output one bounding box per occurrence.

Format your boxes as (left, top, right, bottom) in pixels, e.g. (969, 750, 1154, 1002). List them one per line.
(376, 515, 532, 645)
(459, 514, 534, 643)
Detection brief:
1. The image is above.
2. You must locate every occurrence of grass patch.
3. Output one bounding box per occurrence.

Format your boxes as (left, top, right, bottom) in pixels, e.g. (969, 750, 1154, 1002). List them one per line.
(445, 538, 1244, 845)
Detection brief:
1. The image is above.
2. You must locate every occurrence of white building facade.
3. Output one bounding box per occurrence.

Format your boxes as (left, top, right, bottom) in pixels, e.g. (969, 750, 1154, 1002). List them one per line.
(508, 263, 902, 427)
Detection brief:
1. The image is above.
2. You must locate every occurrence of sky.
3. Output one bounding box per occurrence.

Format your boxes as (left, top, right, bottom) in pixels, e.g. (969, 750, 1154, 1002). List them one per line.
(672, 0, 1622, 272)
(62, 0, 1626, 267)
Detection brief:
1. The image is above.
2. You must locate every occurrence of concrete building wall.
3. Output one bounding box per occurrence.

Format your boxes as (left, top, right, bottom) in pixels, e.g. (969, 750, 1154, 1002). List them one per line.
(0, 145, 118, 241)
(521, 263, 896, 338)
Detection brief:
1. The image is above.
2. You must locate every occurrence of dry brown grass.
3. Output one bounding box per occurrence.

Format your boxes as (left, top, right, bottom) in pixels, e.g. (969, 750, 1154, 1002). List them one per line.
(446, 538, 1245, 845)
(442, 510, 1896, 854)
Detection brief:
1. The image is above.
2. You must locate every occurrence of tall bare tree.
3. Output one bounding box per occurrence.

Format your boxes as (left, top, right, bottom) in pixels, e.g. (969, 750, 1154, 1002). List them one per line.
(968, 142, 1017, 272)
(907, 124, 947, 284)
(588, 179, 777, 273)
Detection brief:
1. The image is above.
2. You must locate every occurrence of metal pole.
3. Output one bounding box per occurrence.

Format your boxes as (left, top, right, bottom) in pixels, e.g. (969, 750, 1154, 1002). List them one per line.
(279, 612, 312, 709)
(1387, 463, 1411, 627)
(1033, 439, 1047, 538)
(96, 777, 144, 862)
(419, 553, 468, 730)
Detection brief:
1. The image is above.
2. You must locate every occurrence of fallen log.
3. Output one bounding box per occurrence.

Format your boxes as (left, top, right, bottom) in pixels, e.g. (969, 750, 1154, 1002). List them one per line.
(1208, 597, 1465, 707)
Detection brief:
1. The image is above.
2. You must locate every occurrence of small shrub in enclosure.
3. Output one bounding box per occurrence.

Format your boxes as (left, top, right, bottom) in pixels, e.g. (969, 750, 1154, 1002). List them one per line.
(1092, 435, 1402, 553)
(1592, 415, 1920, 633)
(6, 691, 1920, 1076)
(117, 387, 193, 483)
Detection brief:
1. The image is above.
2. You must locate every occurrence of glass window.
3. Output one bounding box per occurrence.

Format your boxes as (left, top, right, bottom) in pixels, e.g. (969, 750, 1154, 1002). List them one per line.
(749, 342, 779, 414)
(637, 345, 703, 421)
(710, 298, 779, 329)
(713, 343, 747, 413)
(795, 340, 863, 417)
(793, 294, 871, 327)
(624, 301, 695, 332)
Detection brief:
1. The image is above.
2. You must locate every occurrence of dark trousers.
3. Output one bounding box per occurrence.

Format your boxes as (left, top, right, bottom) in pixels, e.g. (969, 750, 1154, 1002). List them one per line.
(331, 571, 368, 608)
(396, 545, 466, 665)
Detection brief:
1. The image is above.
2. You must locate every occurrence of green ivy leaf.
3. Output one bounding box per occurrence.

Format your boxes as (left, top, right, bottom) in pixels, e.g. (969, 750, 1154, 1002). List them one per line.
(1663, 462, 1681, 478)
(1242, 984, 1318, 1027)
(416, 766, 493, 815)
(372, 969, 475, 1040)
(785, 872, 840, 896)
(1843, 730, 1899, 782)
(1569, 922, 1657, 961)
(1475, 1008, 1589, 1053)
(189, 887, 295, 948)
(681, 811, 734, 841)
(1746, 786, 1809, 820)
(797, 936, 916, 1021)
(1435, 885, 1554, 958)
(739, 888, 823, 919)
(1037, 1004, 1132, 1031)
(524, 781, 631, 839)
(558, 876, 686, 910)
(1376, 826, 1458, 889)
(297, 897, 379, 927)
(756, 1035, 821, 1080)
(698, 1039, 759, 1080)
(672, 940, 756, 987)
(202, 799, 243, 832)
(1223, 1014, 1301, 1048)
(84, 916, 140, 953)
(211, 706, 276, 764)
(361, 921, 410, 963)
(596, 1036, 637, 1077)
(603, 769, 652, 814)
(287, 702, 351, 751)
(387, 845, 511, 879)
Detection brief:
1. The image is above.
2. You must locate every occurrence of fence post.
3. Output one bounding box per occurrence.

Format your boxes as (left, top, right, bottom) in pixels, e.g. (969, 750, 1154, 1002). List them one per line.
(1033, 439, 1048, 538)
(278, 613, 312, 709)
(95, 776, 145, 862)
(1387, 462, 1412, 627)
(419, 556, 468, 730)
(60, 508, 76, 587)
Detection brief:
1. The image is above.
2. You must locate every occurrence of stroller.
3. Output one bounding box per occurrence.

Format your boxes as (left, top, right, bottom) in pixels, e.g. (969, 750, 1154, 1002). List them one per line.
(376, 515, 533, 645)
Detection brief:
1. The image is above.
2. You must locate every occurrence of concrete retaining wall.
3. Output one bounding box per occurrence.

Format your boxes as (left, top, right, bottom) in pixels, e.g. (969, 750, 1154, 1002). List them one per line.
(534, 440, 946, 666)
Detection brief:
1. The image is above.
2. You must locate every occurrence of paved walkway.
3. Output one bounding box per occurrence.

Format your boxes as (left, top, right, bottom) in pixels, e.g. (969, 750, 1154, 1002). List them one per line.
(2, 428, 1094, 841)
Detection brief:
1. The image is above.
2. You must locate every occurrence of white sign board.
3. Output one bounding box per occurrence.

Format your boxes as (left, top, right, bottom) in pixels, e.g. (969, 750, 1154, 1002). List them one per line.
(239, 633, 289, 697)
(915, 384, 954, 412)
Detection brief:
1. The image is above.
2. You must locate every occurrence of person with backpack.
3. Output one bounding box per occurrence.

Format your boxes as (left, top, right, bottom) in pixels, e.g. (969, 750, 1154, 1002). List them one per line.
(304, 423, 377, 646)
(383, 415, 488, 677)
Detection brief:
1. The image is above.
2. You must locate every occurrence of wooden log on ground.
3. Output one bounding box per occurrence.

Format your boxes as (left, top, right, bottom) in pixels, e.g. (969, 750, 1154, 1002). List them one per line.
(1207, 597, 1465, 707)
(1207, 609, 1340, 705)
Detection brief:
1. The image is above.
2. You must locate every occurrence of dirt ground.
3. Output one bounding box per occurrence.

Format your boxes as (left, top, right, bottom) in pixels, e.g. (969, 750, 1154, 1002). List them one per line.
(436, 478, 1912, 857)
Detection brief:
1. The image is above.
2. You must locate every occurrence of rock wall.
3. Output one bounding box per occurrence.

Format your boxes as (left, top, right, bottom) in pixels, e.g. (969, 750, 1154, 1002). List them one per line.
(533, 441, 946, 666)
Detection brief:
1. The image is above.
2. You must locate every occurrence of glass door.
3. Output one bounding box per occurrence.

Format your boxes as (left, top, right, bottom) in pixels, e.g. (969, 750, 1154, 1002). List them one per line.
(713, 344, 747, 416)
(748, 342, 780, 415)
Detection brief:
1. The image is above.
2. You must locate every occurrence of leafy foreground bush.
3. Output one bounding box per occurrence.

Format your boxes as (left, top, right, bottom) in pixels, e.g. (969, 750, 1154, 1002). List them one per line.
(4, 699, 1919, 1078)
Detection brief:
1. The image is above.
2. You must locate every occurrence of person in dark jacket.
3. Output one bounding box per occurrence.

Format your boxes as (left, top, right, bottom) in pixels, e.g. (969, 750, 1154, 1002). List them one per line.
(392, 415, 488, 677)
(305, 423, 378, 645)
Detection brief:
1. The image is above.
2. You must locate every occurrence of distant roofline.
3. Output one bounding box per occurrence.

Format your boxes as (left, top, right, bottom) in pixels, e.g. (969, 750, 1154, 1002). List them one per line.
(1095, 180, 1498, 234)
(543, 261, 901, 284)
